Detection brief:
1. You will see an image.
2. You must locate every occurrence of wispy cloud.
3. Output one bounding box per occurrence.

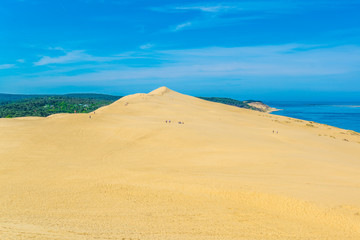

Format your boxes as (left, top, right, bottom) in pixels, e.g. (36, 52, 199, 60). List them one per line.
(15, 44, 360, 92)
(34, 50, 123, 66)
(0, 64, 15, 70)
(172, 22, 192, 32)
(140, 43, 155, 50)
(173, 4, 239, 13)
(155, 45, 360, 76)
(152, 2, 292, 14)
(155, 1, 360, 14)
(48, 46, 65, 51)
(155, 1, 360, 32)
(156, 2, 278, 32)
(169, 15, 266, 32)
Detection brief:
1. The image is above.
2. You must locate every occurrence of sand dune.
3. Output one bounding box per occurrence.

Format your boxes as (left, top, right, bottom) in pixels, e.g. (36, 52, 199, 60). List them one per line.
(0, 87, 360, 239)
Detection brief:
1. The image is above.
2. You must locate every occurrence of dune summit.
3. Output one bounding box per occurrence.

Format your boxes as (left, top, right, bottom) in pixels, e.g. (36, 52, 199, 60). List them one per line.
(1, 87, 360, 239)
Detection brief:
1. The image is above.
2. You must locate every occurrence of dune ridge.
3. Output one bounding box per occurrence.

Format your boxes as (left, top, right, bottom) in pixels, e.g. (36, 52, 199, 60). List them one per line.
(0, 87, 360, 239)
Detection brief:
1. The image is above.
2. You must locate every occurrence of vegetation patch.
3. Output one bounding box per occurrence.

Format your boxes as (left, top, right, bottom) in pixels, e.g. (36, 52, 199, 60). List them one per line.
(348, 130, 360, 136)
(0, 94, 121, 118)
(198, 97, 269, 112)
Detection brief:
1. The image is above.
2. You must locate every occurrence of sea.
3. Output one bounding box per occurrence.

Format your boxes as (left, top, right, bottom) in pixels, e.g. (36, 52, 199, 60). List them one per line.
(266, 101, 360, 133)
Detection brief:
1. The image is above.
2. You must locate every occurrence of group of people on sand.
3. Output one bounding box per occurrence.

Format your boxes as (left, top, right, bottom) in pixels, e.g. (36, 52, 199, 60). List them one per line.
(165, 120, 184, 124)
(89, 111, 96, 119)
(273, 130, 279, 134)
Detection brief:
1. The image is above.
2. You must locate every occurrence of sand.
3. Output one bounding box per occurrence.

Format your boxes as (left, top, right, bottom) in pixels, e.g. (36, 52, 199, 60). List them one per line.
(0, 87, 360, 239)
(246, 101, 278, 113)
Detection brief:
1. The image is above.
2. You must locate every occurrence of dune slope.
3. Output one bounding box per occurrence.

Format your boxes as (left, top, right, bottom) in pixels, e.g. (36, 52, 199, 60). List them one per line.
(1, 87, 360, 239)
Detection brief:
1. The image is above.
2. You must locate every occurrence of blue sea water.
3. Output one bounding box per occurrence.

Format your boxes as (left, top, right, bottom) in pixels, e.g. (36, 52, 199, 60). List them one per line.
(266, 101, 360, 133)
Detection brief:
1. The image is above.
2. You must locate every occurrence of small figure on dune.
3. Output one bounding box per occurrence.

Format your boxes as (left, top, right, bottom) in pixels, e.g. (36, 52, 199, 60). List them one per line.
(165, 120, 168, 123)
(273, 130, 274, 133)
(89, 115, 91, 119)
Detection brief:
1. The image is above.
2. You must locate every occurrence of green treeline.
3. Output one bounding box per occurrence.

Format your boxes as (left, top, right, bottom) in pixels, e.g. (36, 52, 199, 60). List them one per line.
(0, 95, 121, 118)
(198, 97, 262, 111)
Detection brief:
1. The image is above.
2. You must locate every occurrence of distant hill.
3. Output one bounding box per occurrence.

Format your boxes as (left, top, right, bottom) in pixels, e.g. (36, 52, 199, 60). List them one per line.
(0, 93, 274, 118)
(0, 93, 45, 104)
(198, 97, 276, 113)
(63, 93, 122, 101)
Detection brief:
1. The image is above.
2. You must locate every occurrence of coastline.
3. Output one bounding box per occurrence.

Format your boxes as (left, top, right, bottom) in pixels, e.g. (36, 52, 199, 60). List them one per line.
(266, 107, 281, 113)
(267, 101, 360, 133)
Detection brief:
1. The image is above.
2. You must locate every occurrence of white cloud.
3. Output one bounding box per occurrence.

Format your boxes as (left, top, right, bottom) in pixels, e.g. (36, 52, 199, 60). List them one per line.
(140, 43, 154, 49)
(157, 2, 280, 32)
(17, 59, 25, 63)
(48, 46, 65, 51)
(152, 2, 290, 14)
(34, 50, 121, 66)
(174, 5, 237, 13)
(0, 64, 15, 70)
(172, 22, 192, 31)
(23, 44, 360, 89)
(154, 44, 360, 76)
(155, 1, 360, 32)
(155, 1, 360, 14)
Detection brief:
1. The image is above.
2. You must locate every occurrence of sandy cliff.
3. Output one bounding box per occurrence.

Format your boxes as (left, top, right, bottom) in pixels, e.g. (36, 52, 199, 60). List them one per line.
(246, 101, 279, 113)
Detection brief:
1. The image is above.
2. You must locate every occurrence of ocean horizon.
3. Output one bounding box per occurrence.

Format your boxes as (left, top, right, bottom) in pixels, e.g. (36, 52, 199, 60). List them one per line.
(267, 101, 360, 133)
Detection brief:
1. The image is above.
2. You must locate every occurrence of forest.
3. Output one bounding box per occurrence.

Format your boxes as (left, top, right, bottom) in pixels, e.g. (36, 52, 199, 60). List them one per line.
(0, 94, 121, 118)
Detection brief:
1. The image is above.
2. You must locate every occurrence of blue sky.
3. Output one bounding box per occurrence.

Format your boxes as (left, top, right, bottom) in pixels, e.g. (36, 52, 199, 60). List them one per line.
(0, 0, 359, 100)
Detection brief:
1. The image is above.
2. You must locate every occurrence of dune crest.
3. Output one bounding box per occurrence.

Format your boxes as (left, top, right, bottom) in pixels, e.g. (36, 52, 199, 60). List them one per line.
(1, 88, 360, 239)
(148, 86, 173, 95)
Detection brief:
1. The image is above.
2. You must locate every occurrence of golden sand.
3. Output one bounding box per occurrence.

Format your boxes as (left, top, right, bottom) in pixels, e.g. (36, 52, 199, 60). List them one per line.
(1, 87, 360, 239)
